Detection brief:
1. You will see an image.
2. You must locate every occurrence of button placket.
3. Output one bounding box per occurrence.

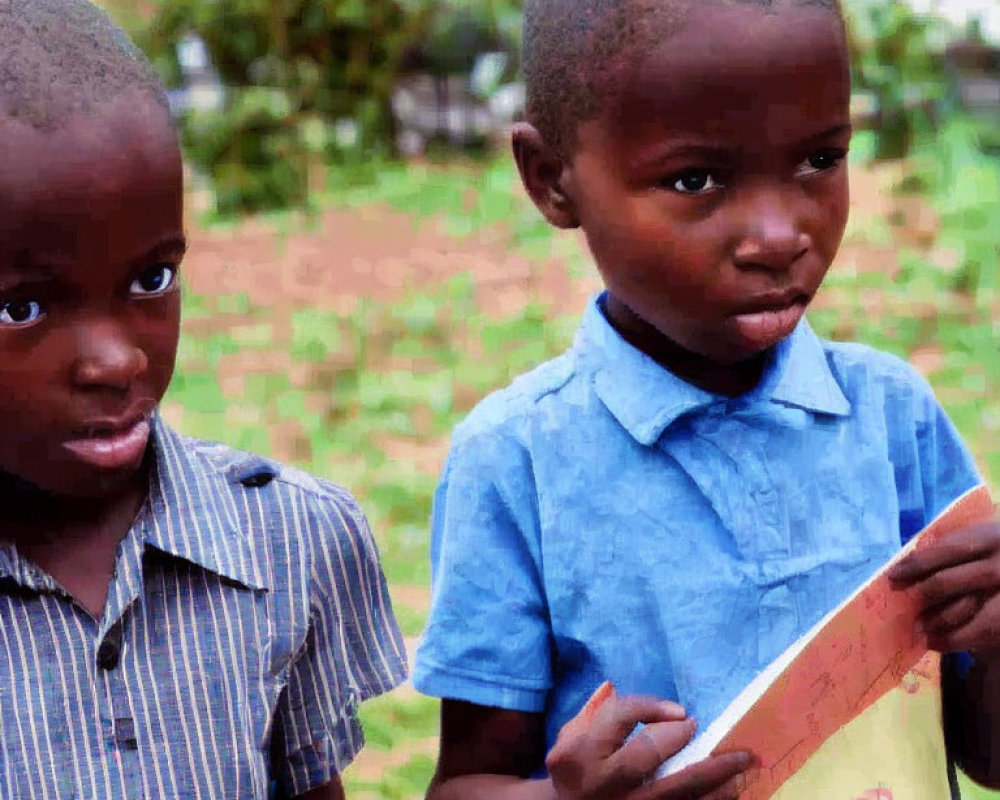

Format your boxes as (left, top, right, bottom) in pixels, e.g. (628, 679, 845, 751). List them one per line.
(96, 616, 144, 796)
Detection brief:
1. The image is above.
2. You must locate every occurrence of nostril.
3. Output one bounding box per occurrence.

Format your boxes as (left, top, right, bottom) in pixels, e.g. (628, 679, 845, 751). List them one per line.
(734, 233, 810, 272)
(72, 346, 147, 391)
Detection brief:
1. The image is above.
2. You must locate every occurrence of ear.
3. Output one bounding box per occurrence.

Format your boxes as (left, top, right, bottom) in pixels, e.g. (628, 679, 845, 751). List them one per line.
(511, 122, 579, 230)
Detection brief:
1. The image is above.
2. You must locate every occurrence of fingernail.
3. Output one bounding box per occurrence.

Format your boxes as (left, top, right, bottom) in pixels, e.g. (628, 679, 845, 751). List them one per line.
(740, 752, 755, 768)
(661, 700, 685, 716)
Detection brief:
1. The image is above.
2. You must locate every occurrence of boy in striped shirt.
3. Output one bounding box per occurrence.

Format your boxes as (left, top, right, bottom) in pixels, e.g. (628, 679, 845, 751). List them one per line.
(0, 1, 406, 797)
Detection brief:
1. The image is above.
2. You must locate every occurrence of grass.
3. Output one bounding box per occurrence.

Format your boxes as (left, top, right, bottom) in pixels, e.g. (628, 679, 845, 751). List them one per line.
(166, 121, 1000, 799)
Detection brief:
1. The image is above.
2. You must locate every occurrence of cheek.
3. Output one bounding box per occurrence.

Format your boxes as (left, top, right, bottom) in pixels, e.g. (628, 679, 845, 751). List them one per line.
(0, 338, 64, 413)
(586, 195, 708, 267)
(813, 174, 850, 252)
(134, 299, 181, 391)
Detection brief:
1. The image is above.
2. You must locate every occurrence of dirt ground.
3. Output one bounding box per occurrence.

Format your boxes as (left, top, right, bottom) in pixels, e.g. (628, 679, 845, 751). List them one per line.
(182, 202, 602, 321)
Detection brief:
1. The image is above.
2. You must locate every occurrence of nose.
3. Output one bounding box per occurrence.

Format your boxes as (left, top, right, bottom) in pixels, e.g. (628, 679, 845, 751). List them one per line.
(71, 316, 149, 392)
(733, 188, 811, 273)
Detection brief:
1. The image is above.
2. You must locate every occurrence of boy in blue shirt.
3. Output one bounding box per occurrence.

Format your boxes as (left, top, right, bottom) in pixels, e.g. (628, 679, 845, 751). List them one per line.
(413, 0, 1000, 797)
(0, 1, 405, 797)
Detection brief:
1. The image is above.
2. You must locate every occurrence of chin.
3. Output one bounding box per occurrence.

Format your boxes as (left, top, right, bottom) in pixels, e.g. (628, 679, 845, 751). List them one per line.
(65, 468, 146, 500)
(684, 336, 766, 367)
(4, 465, 144, 504)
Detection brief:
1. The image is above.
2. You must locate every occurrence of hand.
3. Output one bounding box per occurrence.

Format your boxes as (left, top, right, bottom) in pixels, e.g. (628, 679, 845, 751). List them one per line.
(546, 683, 755, 800)
(889, 518, 1000, 657)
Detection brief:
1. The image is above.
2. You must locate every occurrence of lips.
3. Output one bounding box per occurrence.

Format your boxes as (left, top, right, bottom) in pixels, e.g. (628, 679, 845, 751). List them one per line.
(730, 292, 809, 351)
(61, 411, 153, 471)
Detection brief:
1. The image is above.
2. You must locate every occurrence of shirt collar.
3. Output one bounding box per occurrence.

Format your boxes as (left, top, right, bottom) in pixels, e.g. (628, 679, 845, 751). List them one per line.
(0, 545, 56, 592)
(0, 415, 268, 591)
(580, 293, 851, 447)
(143, 415, 268, 591)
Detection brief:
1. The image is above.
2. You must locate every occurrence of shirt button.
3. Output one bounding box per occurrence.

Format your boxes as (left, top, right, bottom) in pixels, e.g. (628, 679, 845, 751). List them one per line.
(96, 639, 120, 670)
(96, 623, 123, 671)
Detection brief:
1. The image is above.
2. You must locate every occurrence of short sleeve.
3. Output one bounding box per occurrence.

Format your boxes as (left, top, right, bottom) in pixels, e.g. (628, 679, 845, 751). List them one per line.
(413, 428, 553, 712)
(272, 493, 407, 797)
(893, 367, 983, 544)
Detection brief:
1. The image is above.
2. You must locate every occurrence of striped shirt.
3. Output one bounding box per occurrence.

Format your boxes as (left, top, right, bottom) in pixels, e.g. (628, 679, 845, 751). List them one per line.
(0, 416, 407, 799)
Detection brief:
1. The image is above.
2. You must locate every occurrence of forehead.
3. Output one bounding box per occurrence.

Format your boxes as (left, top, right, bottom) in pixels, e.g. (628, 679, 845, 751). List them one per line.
(593, 3, 850, 152)
(0, 94, 182, 269)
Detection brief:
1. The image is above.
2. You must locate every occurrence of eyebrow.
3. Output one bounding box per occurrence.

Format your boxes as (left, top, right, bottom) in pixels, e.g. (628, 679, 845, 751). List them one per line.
(629, 123, 855, 172)
(798, 123, 854, 145)
(136, 234, 189, 263)
(0, 235, 189, 293)
(628, 141, 736, 172)
(0, 256, 58, 293)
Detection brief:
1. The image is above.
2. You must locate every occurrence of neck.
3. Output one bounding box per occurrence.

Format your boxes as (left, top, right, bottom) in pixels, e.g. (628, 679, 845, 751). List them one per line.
(0, 463, 150, 549)
(603, 294, 767, 397)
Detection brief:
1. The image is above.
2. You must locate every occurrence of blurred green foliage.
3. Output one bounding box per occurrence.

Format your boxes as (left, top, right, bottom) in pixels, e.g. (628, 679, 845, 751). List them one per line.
(847, 0, 949, 159)
(121, 0, 524, 213)
(133, 0, 437, 213)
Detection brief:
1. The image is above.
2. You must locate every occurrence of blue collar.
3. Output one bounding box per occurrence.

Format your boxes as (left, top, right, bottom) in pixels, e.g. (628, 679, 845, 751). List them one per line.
(578, 293, 851, 447)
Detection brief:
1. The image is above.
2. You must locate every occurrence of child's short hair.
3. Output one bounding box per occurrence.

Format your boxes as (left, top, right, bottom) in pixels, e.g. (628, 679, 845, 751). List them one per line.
(0, 0, 168, 131)
(523, 0, 842, 156)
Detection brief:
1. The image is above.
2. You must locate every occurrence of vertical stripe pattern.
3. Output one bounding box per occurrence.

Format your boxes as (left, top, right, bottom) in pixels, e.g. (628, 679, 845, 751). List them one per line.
(0, 416, 407, 799)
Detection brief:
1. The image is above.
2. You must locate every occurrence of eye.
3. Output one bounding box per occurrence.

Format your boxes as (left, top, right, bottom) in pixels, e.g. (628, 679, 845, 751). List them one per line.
(130, 264, 177, 296)
(796, 149, 846, 177)
(667, 169, 724, 195)
(0, 300, 45, 327)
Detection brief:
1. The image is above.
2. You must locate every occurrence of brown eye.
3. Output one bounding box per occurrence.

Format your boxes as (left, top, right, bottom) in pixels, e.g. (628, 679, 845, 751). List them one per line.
(797, 149, 846, 177)
(667, 169, 723, 194)
(130, 264, 176, 296)
(0, 300, 44, 326)
(808, 152, 838, 170)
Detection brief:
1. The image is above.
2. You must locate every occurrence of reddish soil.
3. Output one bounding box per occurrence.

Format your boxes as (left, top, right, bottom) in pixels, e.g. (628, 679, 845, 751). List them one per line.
(182, 204, 600, 319)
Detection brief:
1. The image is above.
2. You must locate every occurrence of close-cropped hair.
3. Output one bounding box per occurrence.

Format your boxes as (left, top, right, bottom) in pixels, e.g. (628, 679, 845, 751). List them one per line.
(0, 0, 168, 131)
(522, 0, 843, 156)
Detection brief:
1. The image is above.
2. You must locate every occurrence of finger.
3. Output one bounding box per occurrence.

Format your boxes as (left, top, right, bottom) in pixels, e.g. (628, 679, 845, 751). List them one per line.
(557, 682, 618, 744)
(579, 682, 616, 723)
(590, 694, 688, 755)
(890, 523, 1000, 584)
(630, 751, 755, 800)
(922, 594, 983, 635)
(927, 595, 1000, 655)
(549, 690, 690, 786)
(603, 718, 697, 791)
(906, 559, 1000, 609)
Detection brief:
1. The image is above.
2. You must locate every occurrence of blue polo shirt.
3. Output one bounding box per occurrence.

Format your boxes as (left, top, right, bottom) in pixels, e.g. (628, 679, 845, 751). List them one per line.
(413, 293, 981, 752)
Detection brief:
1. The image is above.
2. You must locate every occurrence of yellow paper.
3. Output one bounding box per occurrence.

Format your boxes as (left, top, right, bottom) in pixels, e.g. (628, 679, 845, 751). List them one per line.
(771, 652, 950, 800)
